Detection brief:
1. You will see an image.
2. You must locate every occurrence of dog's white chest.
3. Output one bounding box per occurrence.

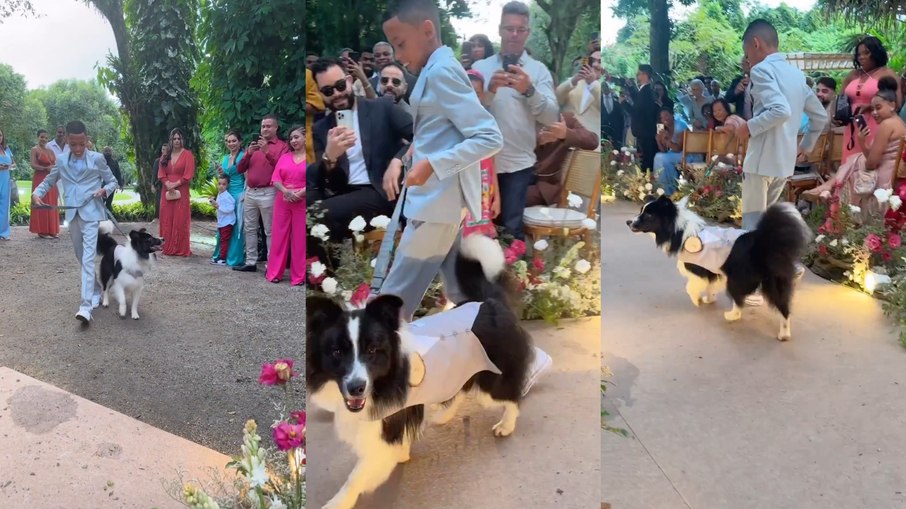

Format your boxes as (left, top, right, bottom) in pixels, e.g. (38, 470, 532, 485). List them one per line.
(678, 226, 747, 274)
(402, 303, 502, 409)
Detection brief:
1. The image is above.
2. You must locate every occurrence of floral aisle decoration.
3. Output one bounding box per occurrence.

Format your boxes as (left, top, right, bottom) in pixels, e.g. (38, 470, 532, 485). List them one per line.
(173, 359, 306, 509)
(602, 146, 655, 203)
(673, 154, 743, 225)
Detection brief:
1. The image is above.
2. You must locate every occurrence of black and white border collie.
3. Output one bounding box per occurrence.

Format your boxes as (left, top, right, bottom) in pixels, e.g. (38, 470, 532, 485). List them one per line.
(307, 235, 533, 509)
(95, 221, 163, 320)
(627, 195, 811, 341)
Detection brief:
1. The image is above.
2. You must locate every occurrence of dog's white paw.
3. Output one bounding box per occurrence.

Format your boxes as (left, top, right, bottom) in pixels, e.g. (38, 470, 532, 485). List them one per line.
(131, 312, 140, 320)
(724, 307, 742, 322)
(702, 294, 716, 304)
(492, 420, 516, 437)
(777, 320, 792, 341)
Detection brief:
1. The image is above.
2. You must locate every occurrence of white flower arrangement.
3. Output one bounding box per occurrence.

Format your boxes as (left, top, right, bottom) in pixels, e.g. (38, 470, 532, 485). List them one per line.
(581, 218, 597, 229)
(574, 259, 591, 274)
(369, 215, 391, 229)
(874, 188, 893, 203)
(890, 195, 903, 211)
(310, 224, 330, 242)
(321, 277, 338, 295)
(815, 234, 826, 243)
(310, 261, 326, 278)
(644, 183, 653, 191)
(567, 192, 583, 208)
(849, 204, 862, 215)
(534, 239, 549, 251)
(656, 188, 665, 196)
(348, 216, 367, 233)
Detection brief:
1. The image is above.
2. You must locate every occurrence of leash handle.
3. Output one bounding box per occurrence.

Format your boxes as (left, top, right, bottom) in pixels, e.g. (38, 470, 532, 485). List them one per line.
(370, 163, 409, 294)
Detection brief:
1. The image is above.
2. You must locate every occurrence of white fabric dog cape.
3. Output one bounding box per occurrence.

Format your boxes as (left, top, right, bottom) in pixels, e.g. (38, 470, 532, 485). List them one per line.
(677, 225, 747, 275)
(402, 302, 501, 408)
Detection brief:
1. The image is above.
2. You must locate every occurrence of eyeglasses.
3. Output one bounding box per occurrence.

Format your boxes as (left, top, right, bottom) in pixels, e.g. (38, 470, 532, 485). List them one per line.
(319, 78, 349, 97)
(500, 26, 529, 35)
(380, 77, 403, 86)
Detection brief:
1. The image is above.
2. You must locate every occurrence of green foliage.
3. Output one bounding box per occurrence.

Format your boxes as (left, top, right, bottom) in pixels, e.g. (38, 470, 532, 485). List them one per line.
(529, 0, 600, 82)
(112, 202, 156, 221)
(9, 202, 32, 226)
(191, 200, 216, 219)
(304, 0, 471, 57)
(195, 0, 304, 156)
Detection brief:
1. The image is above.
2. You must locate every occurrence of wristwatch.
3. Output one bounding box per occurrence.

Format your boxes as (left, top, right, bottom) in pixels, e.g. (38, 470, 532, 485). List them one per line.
(522, 85, 536, 98)
(322, 152, 336, 167)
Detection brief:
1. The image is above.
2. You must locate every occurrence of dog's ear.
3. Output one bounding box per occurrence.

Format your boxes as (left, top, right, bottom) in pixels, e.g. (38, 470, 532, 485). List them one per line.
(129, 230, 139, 241)
(643, 194, 658, 204)
(139, 228, 147, 233)
(307, 296, 345, 335)
(365, 295, 404, 331)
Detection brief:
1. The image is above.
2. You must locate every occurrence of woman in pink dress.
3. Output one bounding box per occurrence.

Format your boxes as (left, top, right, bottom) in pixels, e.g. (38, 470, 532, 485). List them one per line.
(158, 128, 196, 256)
(266, 126, 306, 285)
(838, 37, 902, 166)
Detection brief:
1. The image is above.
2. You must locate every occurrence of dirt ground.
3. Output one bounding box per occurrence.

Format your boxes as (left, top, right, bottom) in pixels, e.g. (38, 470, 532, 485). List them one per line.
(0, 221, 303, 455)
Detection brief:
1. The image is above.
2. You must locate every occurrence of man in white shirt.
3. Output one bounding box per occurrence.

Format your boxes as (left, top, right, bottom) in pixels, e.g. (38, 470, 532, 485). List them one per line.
(471, 1, 559, 240)
(555, 49, 602, 139)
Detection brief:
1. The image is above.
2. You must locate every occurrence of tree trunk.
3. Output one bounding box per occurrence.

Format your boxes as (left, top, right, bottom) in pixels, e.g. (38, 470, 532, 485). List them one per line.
(538, 0, 596, 82)
(649, 0, 671, 80)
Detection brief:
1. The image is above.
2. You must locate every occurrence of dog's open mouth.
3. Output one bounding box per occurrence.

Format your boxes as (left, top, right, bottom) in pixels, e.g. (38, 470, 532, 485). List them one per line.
(345, 397, 366, 412)
(150, 245, 163, 252)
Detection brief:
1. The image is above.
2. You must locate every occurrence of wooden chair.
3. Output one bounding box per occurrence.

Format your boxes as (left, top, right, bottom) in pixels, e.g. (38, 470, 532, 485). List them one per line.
(709, 130, 740, 162)
(786, 133, 828, 203)
(894, 136, 906, 180)
(681, 130, 711, 171)
(828, 131, 845, 171)
(357, 227, 403, 256)
(524, 148, 601, 253)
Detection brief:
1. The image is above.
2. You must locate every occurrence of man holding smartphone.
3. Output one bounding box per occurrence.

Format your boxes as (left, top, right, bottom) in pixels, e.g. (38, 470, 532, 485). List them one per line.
(233, 114, 288, 273)
(471, 1, 559, 241)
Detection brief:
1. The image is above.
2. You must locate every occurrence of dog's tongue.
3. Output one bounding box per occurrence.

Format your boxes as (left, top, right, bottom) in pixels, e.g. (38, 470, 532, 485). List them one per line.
(347, 398, 365, 410)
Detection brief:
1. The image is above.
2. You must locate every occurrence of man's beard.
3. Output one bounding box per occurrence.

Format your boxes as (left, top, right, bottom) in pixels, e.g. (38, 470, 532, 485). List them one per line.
(820, 99, 830, 107)
(382, 89, 402, 103)
(329, 90, 356, 111)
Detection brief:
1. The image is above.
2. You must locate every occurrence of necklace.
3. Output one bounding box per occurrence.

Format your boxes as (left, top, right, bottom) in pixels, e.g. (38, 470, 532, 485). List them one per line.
(856, 67, 878, 97)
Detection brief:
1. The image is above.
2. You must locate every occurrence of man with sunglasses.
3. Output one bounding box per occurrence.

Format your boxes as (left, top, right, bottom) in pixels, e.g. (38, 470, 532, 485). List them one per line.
(369, 41, 418, 103)
(470, 0, 559, 241)
(556, 49, 602, 138)
(377, 62, 412, 115)
(308, 58, 413, 262)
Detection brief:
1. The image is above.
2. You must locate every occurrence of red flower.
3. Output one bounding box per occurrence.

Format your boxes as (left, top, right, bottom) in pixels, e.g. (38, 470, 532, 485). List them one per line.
(504, 250, 518, 265)
(273, 422, 305, 451)
(829, 202, 840, 215)
(305, 256, 320, 266)
(889, 233, 902, 249)
(290, 410, 306, 430)
(510, 240, 526, 257)
(350, 283, 371, 307)
(865, 234, 883, 253)
(259, 359, 296, 385)
(702, 186, 712, 195)
(818, 244, 828, 257)
(817, 225, 827, 234)
(883, 251, 893, 262)
(532, 257, 545, 271)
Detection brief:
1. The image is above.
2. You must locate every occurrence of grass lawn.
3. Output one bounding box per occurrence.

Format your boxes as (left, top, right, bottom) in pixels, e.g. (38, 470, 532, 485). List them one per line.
(17, 180, 139, 203)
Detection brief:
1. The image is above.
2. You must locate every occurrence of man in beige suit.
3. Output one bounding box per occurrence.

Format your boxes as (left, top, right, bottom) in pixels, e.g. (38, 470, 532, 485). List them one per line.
(555, 49, 601, 143)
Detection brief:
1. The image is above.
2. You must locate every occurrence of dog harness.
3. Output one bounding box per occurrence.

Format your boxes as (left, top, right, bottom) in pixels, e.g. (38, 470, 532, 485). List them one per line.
(677, 225, 747, 275)
(401, 302, 503, 409)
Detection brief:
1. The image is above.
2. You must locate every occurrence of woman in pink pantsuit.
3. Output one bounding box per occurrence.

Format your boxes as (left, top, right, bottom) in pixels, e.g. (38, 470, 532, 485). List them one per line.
(266, 126, 306, 285)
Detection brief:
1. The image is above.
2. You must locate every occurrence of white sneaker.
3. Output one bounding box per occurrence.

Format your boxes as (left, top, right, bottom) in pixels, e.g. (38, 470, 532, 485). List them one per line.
(521, 347, 553, 397)
(745, 293, 764, 306)
(75, 310, 91, 323)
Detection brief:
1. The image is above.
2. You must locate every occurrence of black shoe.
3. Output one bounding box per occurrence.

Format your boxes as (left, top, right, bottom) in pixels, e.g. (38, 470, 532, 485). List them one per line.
(232, 264, 257, 272)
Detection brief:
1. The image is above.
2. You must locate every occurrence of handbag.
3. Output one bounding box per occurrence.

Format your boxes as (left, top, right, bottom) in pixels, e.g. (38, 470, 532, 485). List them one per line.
(851, 155, 878, 195)
(165, 188, 181, 201)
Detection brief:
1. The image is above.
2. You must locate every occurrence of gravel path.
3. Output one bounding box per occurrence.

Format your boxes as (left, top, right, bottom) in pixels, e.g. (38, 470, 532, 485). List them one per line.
(0, 221, 303, 455)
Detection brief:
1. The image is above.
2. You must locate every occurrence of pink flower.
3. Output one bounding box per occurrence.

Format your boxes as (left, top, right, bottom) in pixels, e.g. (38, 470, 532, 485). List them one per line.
(505, 252, 518, 265)
(829, 202, 840, 215)
(273, 422, 305, 451)
(818, 244, 828, 257)
(258, 363, 279, 385)
(510, 240, 526, 257)
(350, 283, 371, 307)
(883, 251, 893, 262)
(888, 233, 901, 249)
(290, 410, 306, 430)
(865, 234, 883, 253)
(532, 257, 545, 271)
(259, 359, 296, 385)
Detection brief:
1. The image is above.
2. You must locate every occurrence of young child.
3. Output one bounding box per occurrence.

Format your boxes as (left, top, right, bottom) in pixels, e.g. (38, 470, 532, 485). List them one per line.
(209, 175, 236, 266)
(462, 69, 501, 239)
(379, 0, 504, 321)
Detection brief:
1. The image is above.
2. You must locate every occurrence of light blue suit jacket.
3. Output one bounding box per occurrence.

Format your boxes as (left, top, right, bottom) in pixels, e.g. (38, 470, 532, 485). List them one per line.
(405, 46, 503, 224)
(33, 149, 119, 222)
(744, 53, 828, 178)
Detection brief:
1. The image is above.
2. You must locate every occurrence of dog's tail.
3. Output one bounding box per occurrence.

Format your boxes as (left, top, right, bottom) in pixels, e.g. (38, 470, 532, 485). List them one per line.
(96, 220, 118, 255)
(454, 235, 514, 306)
(753, 202, 812, 268)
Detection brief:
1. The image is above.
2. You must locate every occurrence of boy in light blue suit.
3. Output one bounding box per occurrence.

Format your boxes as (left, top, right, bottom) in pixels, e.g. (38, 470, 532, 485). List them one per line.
(33, 121, 120, 324)
(381, 0, 503, 321)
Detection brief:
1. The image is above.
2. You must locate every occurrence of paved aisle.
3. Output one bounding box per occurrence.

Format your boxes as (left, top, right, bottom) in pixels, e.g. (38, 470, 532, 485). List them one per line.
(602, 201, 906, 509)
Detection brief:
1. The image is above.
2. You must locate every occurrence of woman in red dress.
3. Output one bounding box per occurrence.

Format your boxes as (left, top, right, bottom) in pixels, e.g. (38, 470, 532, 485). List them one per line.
(29, 129, 60, 238)
(158, 128, 196, 256)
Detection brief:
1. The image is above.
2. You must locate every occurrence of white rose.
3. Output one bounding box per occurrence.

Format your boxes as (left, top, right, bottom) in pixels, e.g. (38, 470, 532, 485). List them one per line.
(890, 195, 903, 211)
(726, 153, 735, 159)
(310, 261, 326, 278)
(354, 233, 364, 243)
(616, 169, 625, 176)
(369, 215, 391, 229)
(829, 239, 838, 247)
(348, 216, 367, 232)
(638, 193, 646, 201)
(567, 192, 583, 208)
(656, 188, 665, 196)
(638, 185, 646, 192)
(814, 235, 825, 244)
(874, 188, 893, 203)
(321, 277, 338, 295)
(534, 239, 549, 251)
(644, 183, 653, 191)
(842, 238, 849, 245)
(311, 224, 330, 241)
(621, 147, 629, 153)
(370, 258, 376, 268)
(610, 160, 618, 166)
(581, 218, 597, 229)
(849, 204, 862, 214)
(574, 259, 592, 274)
(612, 150, 619, 155)
(539, 207, 551, 217)
(711, 155, 719, 162)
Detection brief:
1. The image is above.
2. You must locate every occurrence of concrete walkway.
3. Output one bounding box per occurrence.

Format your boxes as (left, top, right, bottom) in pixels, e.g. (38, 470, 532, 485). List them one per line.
(601, 201, 906, 509)
(0, 367, 231, 508)
(307, 318, 601, 508)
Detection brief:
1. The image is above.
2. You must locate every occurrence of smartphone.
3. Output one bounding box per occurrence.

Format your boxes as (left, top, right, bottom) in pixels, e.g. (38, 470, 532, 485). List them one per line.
(854, 114, 867, 129)
(502, 54, 520, 71)
(347, 51, 360, 63)
(581, 57, 589, 67)
(251, 134, 261, 143)
(656, 123, 665, 133)
(335, 110, 354, 130)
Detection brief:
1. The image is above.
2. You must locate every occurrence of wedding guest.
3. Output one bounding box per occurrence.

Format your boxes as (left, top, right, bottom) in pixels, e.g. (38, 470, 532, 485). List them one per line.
(463, 69, 500, 238)
(212, 129, 246, 266)
(102, 146, 123, 213)
(208, 175, 235, 267)
(158, 127, 196, 257)
(266, 125, 306, 286)
(526, 111, 600, 206)
(29, 129, 60, 238)
(0, 128, 13, 240)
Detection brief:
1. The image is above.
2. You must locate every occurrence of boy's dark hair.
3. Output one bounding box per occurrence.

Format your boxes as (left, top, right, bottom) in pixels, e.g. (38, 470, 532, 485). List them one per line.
(659, 106, 674, 116)
(66, 120, 87, 135)
(638, 64, 654, 79)
(383, 0, 440, 36)
(502, 1, 530, 18)
(310, 57, 343, 79)
(816, 76, 837, 91)
(217, 174, 230, 183)
(37, 129, 47, 137)
(743, 19, 779, 47)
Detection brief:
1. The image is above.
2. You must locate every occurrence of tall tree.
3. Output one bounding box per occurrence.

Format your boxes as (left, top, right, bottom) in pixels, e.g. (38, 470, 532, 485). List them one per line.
(0, 64, 48, 178)
(613, 0, 696, 78)
(531, 0, 600, 81)
(0, 0, 35, 20)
